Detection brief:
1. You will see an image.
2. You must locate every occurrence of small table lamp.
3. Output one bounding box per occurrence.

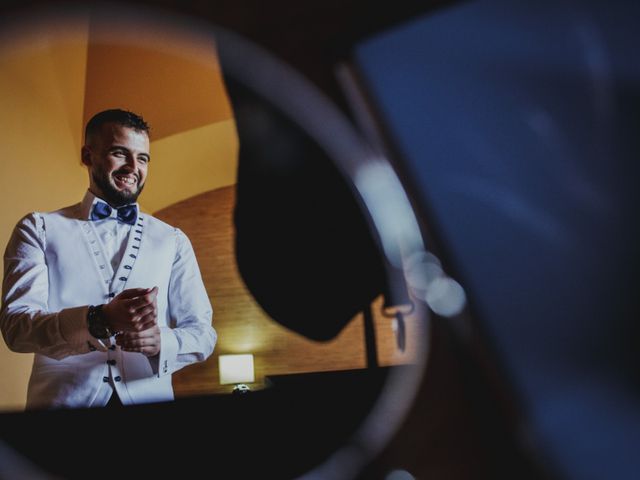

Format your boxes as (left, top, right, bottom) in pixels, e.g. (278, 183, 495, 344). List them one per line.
(218, 354, 255, 394)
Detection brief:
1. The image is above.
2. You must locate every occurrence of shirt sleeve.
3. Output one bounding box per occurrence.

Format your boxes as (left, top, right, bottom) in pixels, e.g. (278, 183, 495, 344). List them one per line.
(0, 214, 98, 360)
(155, 228, 216, 377)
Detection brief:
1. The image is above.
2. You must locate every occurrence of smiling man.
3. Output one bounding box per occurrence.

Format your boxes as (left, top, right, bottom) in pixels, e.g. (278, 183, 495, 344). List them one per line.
(0, 109, 216, 409)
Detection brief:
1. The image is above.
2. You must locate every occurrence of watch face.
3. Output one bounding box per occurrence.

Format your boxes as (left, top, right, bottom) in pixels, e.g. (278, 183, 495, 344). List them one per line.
(89, 322, 109, 339)
(88, 305, 110, 339)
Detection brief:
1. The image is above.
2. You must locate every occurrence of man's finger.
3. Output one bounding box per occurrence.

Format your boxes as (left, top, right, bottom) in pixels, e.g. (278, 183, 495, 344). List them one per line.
(134, 304, 156, 318)
(121, 295, 155, 312)
(136, 317, 157, 332)
(115, 287, 152, 300)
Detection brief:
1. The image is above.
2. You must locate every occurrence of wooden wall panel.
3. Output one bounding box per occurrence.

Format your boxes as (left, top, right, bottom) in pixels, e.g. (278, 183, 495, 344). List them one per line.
(154, 185, 423, 396)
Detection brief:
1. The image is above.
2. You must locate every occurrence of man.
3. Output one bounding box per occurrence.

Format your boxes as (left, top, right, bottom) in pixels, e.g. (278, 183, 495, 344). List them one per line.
(0, 109, 216, 409)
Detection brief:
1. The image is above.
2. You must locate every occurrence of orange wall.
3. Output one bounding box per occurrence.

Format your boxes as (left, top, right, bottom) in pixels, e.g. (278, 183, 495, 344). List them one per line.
(0, 18, 90, 411)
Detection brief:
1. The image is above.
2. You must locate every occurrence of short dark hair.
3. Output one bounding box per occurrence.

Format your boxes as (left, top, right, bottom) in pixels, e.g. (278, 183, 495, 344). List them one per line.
(84, 109, 150, 144)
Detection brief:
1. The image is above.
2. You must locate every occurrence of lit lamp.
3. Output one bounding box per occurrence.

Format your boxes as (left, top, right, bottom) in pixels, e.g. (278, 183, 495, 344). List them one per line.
(218, 354, 255, 394)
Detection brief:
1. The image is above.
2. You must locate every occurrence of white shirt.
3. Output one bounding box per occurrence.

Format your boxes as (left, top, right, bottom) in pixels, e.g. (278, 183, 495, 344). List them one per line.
(0, 190, 216, 409)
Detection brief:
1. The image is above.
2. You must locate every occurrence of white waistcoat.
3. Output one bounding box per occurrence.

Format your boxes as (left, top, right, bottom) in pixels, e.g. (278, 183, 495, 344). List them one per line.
(27, 204, 180, 409)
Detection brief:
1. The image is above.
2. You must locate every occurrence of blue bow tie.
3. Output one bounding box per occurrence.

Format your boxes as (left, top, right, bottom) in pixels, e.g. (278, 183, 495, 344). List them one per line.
(90, 201, 138, 225)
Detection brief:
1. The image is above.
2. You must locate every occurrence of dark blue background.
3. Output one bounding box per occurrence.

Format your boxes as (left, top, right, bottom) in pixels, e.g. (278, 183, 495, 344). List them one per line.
(355, 1, 640, 478)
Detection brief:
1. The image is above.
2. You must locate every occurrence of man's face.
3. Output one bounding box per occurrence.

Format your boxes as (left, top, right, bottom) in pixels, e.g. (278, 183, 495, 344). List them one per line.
(82, 123, 150, 207)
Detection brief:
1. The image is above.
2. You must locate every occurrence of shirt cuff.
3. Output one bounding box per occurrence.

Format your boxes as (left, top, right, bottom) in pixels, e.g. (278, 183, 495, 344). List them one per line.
(58, 305, 90, 343)
(58, 305, 108, 352)
(153, 326, 178, 377)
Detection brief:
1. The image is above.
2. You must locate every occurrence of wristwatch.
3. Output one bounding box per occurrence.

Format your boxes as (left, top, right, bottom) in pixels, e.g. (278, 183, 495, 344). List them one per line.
(87, 304, 113, 339)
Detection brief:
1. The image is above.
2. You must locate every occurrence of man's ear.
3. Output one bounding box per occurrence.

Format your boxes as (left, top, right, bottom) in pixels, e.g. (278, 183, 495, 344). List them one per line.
(81, 146, 92, 166)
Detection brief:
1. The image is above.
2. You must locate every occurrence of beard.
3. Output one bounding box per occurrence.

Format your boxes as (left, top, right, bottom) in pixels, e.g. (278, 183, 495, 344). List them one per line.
(92, 168, 145, 207)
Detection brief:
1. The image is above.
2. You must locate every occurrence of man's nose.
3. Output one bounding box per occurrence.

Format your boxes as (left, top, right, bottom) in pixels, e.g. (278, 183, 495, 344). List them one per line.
(123, 154, 137, 170)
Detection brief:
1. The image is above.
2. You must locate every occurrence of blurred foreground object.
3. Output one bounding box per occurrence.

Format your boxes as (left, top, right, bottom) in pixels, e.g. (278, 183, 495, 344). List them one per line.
(351, 1, 640, 478)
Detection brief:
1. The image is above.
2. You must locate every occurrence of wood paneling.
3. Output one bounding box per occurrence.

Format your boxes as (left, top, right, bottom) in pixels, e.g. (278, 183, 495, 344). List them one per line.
(154, 185, 423, 396)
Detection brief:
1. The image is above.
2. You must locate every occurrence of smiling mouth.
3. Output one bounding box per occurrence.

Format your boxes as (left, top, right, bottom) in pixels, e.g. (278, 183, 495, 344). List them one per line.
(113, 173, 137, 188)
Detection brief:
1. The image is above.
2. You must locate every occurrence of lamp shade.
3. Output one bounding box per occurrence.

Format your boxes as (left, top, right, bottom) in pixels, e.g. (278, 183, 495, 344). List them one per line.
(218, 354, 255, 385)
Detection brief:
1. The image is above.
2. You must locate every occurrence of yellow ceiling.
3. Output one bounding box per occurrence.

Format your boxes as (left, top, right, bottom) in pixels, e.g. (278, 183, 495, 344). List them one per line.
(83, 22, 233, 142)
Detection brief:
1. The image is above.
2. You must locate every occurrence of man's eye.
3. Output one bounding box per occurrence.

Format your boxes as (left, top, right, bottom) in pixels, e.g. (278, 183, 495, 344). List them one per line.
(113, 151, 125, 157)
(138, 157, 149, 164)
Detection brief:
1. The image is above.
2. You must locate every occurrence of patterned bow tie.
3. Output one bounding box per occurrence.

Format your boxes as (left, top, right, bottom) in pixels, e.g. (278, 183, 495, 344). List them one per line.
(90, 201, 138, 225)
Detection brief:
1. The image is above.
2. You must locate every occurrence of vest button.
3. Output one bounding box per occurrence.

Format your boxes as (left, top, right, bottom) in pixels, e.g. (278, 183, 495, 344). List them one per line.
(114, 376, 122, 382)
